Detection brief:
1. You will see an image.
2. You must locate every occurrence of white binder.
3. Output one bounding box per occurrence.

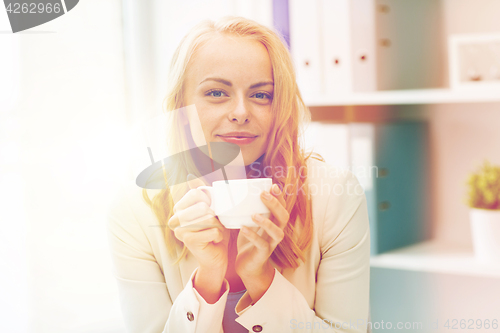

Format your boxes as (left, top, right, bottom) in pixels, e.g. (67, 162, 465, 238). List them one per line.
(289, 0, 377, 98)
(289, 0, 324, 100)
(321, 0, 353, 95)
(350, 0, 377, 92)
(302, 122, 350, 169)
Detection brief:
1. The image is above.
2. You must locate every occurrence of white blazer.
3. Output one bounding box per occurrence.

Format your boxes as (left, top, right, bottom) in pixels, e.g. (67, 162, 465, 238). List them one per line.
(107, 158, 371, 333)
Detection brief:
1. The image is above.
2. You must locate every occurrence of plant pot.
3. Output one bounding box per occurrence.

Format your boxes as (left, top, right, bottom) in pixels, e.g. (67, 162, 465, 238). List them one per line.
(469, 208, 500, 266)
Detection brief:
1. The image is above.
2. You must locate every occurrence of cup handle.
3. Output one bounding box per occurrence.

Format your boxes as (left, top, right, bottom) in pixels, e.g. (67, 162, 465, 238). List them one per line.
(197, 185, 215, 211)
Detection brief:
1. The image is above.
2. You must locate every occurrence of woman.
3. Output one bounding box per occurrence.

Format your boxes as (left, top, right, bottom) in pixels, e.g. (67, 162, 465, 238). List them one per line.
(107, 16, 370, 333)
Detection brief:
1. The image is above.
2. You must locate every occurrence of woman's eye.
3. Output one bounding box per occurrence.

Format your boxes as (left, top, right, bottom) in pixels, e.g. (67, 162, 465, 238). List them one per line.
(206, 90, 227, 98)
(253, 92, 272, 100)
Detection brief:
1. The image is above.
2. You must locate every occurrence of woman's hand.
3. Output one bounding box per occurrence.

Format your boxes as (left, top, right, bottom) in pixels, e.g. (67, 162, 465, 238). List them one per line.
(235, 183, 289, 303)
(168, 175, 230, 303)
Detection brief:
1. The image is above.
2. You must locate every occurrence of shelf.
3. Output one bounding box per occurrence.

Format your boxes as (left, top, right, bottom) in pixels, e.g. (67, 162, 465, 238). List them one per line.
(304, 87, 500, 106)
(370, 240, 500, 278)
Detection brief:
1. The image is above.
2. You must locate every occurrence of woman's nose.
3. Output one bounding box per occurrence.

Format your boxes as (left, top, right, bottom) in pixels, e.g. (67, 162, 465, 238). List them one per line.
(228, 97, 250, 124)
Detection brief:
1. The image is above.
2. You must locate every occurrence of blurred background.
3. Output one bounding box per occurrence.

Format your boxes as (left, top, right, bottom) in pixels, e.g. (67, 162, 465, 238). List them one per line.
(1, 0, 500, 332)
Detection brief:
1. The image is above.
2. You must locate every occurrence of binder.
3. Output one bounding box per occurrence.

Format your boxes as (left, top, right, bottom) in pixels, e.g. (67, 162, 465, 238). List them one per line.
(284, 0, 443, 97)
(286, 0, 377, 98)
(350, 0, 377, 92)
(321, 0, 353, 95)
(350, 121, 431, 255)
(375, 0, 443, 90)
(302, 122, 350, 169)
(303, 121, 430, 255)
(288, 0, 324, 99)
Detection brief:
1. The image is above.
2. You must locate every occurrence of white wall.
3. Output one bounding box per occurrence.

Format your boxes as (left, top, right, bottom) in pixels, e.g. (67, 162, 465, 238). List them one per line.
(429, 0, 500, 246)
(428, 104, 500, 246)
(0, 1, 129, 332)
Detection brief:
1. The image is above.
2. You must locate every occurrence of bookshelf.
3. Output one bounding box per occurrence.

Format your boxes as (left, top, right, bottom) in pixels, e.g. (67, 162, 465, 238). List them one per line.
(303, 88, 500, 107)
(287, 0, 500, 282)
(286, 0, 500, 326)
(370, 240, 500, 279)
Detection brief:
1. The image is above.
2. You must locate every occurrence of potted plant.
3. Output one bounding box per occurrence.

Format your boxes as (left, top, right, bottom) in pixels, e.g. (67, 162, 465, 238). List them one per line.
(466, 160, 500, 265)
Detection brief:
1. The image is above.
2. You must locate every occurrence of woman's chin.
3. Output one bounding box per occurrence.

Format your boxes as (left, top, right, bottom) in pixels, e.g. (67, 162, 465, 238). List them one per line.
(237, 149, 252, 162)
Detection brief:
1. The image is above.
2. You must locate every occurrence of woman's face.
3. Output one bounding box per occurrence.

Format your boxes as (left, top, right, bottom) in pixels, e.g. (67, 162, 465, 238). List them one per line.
(183, 34, 274, 166)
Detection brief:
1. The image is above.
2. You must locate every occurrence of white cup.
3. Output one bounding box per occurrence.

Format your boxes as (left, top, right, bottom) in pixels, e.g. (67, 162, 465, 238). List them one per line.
(198, 178, 272, 229)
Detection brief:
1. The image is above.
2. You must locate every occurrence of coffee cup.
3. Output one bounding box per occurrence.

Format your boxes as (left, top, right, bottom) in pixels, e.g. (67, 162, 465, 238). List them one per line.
(198, 178, 272, 229)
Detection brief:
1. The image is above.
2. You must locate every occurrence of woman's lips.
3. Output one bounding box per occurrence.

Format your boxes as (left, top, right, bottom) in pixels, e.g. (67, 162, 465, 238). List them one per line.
(218, 135, 257, 145)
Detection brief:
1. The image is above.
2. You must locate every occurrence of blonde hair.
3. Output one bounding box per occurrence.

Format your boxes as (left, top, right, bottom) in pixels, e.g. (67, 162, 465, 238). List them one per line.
(142, 16, 321, 269)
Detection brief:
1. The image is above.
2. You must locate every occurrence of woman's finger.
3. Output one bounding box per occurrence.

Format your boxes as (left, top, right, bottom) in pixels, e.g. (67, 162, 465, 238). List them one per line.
(252, 214, 285, 247)
(187, 174, 206, 190)
(175, 201, 215, 225)
(240, 226, 270, 252)
(173, 188, 211, 213)
(180, 214, 222, 230)
(260, 189, 289, 229)
(170, 211, 221, 231)
(168, 213, 180, 230)
(271, 184, 286, 207)
(175, 226, 223, 245)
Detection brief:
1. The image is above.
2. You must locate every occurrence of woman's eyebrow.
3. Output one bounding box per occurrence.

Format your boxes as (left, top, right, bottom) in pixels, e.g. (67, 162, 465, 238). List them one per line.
(250, 81, 274, 89)
(200, 77, 232, 86)
(199, 77, 274, 89)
